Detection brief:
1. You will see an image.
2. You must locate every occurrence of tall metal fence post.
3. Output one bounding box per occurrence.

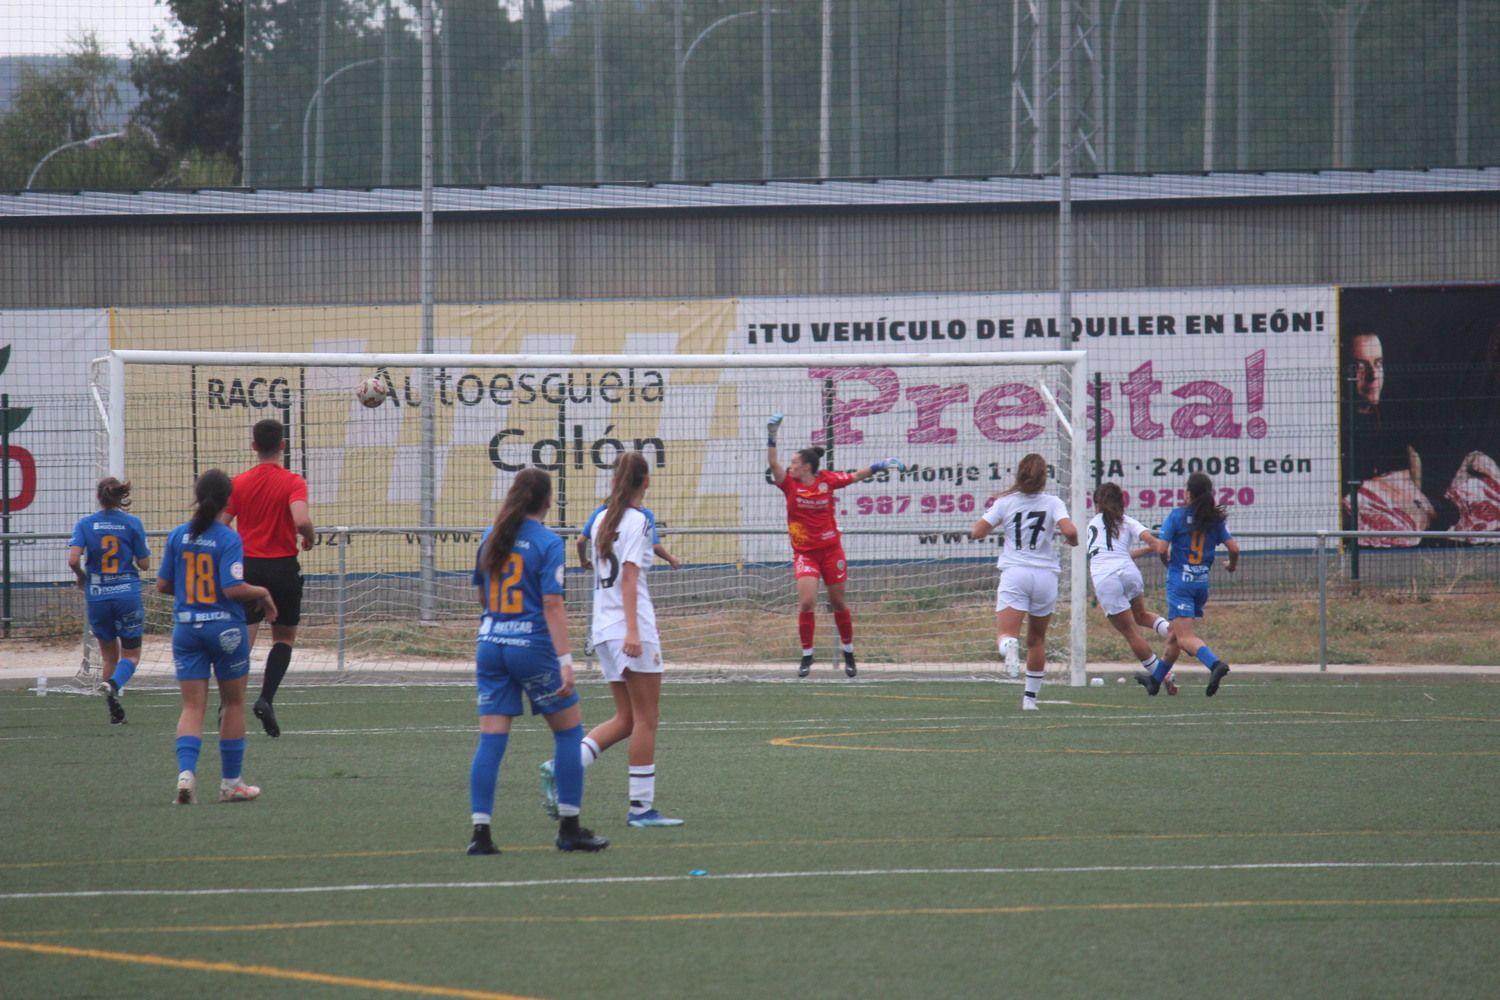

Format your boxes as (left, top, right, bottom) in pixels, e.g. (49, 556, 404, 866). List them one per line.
(1317, 530, 1329, 671)
(336, 528, 348, 673)
(2, 392, 11, 639)
(1344, 364, 1360, 587)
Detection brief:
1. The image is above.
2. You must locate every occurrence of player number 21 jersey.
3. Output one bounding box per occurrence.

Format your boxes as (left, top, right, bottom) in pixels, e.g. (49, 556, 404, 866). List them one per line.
(1085, 513, 1149, 574)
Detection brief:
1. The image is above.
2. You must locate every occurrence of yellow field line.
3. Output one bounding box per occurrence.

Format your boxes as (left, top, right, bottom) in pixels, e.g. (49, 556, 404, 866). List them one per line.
(6, 897, 1499, 941)
(770, 727, 1500, 755)
(0, 939, 540, 999)
(812, 693, 1500, 725)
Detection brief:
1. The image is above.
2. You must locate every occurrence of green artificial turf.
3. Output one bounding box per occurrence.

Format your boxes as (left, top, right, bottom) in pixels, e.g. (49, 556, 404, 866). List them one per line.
(2, 677, 1498, 999)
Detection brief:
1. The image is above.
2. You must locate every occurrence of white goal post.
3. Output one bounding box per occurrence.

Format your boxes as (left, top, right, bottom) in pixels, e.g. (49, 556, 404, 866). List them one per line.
(92, 348, 1090, 686)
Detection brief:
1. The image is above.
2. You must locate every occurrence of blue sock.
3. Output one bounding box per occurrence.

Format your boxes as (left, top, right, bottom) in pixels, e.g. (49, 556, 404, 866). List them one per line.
(468, 732, 508, 818)
(175, 735, 202, 775)
(219, 737, 246, 783)
(553, 725, 584, 815)
(1196, 645, 1219, 669)
(113, 658, 137, 690)
(1152, 658, 1170, 683)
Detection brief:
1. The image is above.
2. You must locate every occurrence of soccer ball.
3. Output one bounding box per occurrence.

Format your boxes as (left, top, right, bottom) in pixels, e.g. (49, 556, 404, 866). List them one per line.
(355, 376, 388, 408)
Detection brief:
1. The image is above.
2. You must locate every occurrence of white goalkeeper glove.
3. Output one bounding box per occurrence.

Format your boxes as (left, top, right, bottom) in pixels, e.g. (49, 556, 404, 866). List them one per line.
(767, 413, 784, 447)
(871, 458, 906, 473)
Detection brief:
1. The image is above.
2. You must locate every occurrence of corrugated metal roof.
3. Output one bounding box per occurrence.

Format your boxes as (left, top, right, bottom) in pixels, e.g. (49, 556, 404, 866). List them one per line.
(3, 168, 1497, 219)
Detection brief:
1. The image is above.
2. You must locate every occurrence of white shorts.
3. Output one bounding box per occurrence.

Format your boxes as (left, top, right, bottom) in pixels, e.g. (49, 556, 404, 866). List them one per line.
(594, 638, 665, 682)
(1090, 564, 1145, 617)
(996, 566, 1059, 617)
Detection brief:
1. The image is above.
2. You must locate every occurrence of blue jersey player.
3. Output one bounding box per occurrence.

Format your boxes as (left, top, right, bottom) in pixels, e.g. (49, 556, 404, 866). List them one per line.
(1147, 472, 1240, 697)
(69, 478, 150, 725)
(155, 470, 277, 806)
(466, 468, 607, 856)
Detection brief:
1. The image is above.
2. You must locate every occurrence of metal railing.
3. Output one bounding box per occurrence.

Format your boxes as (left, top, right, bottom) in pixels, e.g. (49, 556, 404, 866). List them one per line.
(7, 526, 1499, 672)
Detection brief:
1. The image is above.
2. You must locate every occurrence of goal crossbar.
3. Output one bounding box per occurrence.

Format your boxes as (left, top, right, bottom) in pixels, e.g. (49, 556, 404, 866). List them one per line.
(101, 348, 1090, 685)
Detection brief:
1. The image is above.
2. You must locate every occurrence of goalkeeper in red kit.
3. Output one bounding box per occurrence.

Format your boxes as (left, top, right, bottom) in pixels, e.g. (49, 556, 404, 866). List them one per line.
(766, 414, 905, 678)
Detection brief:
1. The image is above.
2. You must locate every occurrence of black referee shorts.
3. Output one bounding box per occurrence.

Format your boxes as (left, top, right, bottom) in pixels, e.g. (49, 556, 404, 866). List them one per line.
(242, 556, 303, 628)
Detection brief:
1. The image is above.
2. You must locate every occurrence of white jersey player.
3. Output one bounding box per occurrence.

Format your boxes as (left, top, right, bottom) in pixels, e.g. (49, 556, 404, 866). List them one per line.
(590, 505, 658, 660)
(971, 454, 1078, 708)
(1085, 509, 1151, 605)
(1086, 483, 1176, 696)
(539, 452, 684, 830)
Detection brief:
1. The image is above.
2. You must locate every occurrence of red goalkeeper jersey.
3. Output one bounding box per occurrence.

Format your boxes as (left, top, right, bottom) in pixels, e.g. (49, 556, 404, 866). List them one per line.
(777, 470, 856, 553)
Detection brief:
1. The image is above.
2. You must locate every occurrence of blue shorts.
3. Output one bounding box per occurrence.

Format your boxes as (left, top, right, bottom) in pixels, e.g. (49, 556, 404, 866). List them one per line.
(172, 622, 251, 682)
(86, 595, 145, 643)
(475, 641, 578, 718)
(1165, 578, 1210, 620)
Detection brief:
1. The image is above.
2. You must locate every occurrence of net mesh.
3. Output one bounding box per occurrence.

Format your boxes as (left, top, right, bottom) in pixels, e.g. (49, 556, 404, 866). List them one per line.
(78, 352, 1083, 684)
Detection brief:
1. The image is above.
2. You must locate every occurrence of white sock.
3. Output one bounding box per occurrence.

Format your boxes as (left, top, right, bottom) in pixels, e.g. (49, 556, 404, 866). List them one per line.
(1154, 617, 1170, 639)
(471, 811, 491, 825)
(841, 642, 854, 653)
(1140, 654, 1159, 671)
(999, 636, 1019, 661)
(802, 647, 815, 657)
(628, 765, 656, 814)
(1024, 670, 1044, 699)
(579, 736, 601, 769)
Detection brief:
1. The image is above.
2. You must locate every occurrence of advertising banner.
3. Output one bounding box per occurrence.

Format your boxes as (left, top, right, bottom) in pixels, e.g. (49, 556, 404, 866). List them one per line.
(3, 287, 1343, 583)
(732, 287, 1338, 557)
(0, 309, 110, 582)
(1339, 285, 1500, 546)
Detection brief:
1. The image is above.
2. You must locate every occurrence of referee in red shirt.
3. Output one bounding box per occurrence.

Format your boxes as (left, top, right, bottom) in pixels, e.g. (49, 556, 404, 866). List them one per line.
(222, 419, 315, 737)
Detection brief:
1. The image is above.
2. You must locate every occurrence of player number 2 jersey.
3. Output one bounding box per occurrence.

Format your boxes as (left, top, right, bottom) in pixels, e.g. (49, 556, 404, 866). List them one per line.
(70, 510, 150, 601)
(981, 492, 1072, 571)
(590, 507, 658, 645)
(1085, 513, 1149, 575)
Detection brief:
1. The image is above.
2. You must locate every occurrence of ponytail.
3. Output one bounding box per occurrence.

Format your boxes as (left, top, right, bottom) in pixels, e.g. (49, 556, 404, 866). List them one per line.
(1094, 481, 1124, 547)
(96, 477, 131, 510)
(1002, 453, 1049, 496)
(595, 452, 650, 562)
(1186, 472, 1225, 529)
(484, 468, 552, 575)
(189, 469, 232, 539)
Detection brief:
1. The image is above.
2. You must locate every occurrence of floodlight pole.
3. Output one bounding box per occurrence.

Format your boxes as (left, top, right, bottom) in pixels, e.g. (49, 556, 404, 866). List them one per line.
(673, 7, 776, 182)
(419, 0, 437, 624)
(302, 59, 387, 187)
(26, 132, 125, 190)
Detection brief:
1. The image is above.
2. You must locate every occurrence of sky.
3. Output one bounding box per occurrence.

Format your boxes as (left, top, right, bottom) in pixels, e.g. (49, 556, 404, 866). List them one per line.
(0, 1, 566, 58)
(0, 0, 175, 57)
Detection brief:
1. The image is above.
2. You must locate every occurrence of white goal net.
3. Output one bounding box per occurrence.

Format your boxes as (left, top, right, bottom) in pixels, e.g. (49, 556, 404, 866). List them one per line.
(81, 349, 1088, 685)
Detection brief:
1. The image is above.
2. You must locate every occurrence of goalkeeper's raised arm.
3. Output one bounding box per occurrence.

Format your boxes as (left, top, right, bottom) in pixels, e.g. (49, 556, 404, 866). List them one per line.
(766, 413, 786, 484)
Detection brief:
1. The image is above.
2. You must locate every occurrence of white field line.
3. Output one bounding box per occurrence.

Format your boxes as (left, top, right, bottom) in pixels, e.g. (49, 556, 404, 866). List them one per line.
(2, 711, 1495, 744)
(3, 860, 1499, 903)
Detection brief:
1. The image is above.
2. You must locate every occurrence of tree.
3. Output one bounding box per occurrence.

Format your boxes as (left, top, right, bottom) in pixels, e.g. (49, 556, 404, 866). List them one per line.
(0, 34, 154, 190)
(129, 0, 249, 171)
